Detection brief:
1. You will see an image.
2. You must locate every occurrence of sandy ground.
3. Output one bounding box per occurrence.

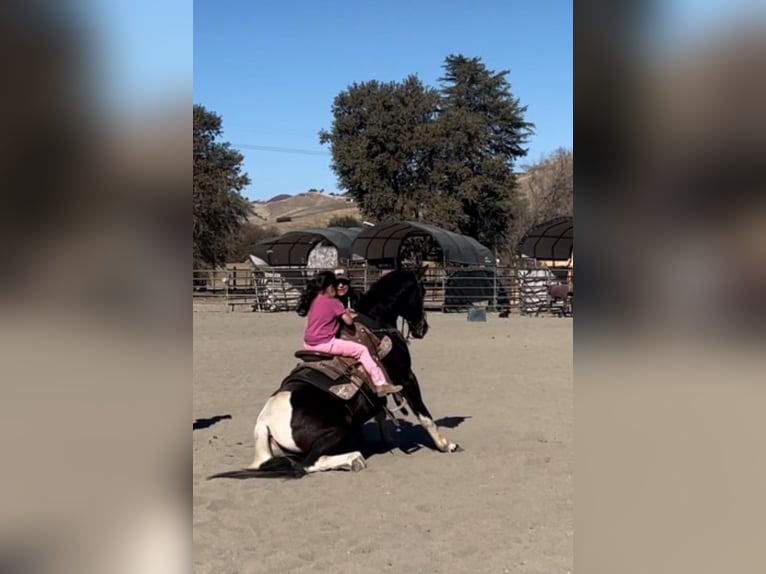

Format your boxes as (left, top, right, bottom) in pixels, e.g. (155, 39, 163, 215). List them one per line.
(194, 306, 572, 574)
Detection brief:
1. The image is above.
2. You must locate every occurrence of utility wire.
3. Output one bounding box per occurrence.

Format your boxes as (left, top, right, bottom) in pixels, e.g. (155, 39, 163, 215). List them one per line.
(232, 143, 330, 156)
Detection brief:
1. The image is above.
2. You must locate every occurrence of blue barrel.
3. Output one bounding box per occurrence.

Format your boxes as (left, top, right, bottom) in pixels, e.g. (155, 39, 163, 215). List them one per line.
(467, 308, 487, 322)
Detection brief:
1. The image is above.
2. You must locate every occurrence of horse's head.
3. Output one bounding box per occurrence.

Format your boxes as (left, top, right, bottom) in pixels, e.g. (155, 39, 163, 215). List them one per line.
(403, 267, 429, 339)
(355, 267, 429, 338)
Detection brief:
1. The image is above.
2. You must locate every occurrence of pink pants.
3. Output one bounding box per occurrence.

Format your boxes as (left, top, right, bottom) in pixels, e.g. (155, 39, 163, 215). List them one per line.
(304, 338, 387, 386)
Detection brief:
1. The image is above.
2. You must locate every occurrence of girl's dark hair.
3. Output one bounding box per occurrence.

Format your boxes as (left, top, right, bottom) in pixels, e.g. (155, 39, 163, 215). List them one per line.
(296, 271, 338, 317)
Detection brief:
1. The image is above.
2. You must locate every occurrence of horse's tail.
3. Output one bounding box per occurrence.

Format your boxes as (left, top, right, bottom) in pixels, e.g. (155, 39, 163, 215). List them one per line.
(207, 457, 306, 480)
(208, 399, 308, 479)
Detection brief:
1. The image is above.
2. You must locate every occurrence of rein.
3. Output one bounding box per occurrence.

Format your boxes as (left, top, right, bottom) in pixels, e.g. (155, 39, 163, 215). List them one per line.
(396, 317, 412, 344)
(354, 312, 412, 344)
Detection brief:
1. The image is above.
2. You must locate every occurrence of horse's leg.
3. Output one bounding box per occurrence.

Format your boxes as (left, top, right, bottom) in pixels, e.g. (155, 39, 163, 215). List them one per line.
(299, 426, 367, 473)
(417, 413, 461, 453)
(249, 392, 301, 469)
(403, 372, 461, 453)
(305, 451, 367, 473)
(248, 417, 272, 469)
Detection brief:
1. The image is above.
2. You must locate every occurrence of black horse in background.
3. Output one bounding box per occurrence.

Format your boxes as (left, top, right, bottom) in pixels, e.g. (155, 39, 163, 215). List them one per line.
(209, 268, 461, 479)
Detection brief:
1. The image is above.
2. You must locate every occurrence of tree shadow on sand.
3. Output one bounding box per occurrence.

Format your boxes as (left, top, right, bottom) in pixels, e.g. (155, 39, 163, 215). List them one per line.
(193, 414, 232, 430)
(354, 415, 471, 458)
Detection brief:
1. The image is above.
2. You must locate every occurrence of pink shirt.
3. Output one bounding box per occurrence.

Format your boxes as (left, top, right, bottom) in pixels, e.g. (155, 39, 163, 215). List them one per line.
(304, 294, 345, 345)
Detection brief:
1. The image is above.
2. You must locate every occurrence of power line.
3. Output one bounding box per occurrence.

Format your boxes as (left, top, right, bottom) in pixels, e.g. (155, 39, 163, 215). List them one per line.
(232, 143, 330, 156)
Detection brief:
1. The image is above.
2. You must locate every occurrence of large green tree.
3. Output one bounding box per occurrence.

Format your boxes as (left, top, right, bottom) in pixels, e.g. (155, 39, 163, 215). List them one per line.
(320, 55, 533, 252)
(319, 75, 440, 221)
(193, 104, 251, 267)
(432, 55, 534, 250)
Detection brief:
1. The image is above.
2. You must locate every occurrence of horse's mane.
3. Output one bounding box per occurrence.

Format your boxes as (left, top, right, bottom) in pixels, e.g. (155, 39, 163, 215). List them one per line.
(355, 269, 418, 321)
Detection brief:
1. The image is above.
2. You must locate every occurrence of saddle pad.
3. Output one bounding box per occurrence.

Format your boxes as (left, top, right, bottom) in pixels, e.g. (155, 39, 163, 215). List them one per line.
(280, 362, 366, 401)
(302, 360, 346, 381)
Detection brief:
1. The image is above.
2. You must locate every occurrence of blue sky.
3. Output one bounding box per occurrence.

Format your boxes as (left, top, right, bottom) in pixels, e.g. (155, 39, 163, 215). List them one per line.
(194, 0, 572, 201)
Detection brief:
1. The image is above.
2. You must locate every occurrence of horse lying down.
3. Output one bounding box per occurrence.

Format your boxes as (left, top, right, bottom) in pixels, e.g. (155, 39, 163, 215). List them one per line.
(208, 268, 462, 479)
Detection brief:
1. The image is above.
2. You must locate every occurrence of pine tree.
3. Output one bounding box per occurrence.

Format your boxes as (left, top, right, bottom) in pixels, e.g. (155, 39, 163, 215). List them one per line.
(433, 55, 534, 250)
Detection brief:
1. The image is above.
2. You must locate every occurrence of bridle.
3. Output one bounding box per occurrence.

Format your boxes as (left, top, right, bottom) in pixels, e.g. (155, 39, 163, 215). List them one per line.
(367, 271, 428, 343)
(398, 299, 427, 343)
(409, 310, 427, 337)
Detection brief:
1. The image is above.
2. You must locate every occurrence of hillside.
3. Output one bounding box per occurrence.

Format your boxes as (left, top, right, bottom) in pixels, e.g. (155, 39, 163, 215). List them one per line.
(248, 192, 362, 231)
(246, 158, 570, 234)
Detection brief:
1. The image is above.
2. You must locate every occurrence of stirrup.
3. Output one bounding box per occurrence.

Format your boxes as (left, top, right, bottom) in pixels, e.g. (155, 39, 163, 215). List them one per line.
(374, 383, 403, 396)
(388, 394, 408, 412)
(381, 393, 408, 427)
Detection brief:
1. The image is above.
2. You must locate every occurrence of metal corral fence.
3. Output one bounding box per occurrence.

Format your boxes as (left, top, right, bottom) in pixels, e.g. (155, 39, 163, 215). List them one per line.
(193, 259, 572, 316)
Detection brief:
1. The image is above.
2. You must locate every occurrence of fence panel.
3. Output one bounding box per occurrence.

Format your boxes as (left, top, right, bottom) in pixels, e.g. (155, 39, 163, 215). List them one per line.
(193, 260, 572, 316)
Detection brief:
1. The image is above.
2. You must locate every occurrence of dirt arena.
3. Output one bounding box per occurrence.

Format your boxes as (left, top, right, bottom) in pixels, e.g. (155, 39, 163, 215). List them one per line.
(193, 304, 572, 573)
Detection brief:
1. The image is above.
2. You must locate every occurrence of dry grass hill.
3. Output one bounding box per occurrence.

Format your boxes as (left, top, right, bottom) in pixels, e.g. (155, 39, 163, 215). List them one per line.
(248, 192, 362, 231)
(246, 156, 571, 235)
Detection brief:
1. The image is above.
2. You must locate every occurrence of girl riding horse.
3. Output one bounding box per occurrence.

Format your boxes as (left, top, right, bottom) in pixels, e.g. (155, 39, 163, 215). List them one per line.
(297, 271, 401, 396)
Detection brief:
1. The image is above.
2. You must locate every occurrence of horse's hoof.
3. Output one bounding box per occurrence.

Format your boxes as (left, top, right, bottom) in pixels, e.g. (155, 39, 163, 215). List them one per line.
(448, 443, 463, 453)
(350, 457, 367, 472)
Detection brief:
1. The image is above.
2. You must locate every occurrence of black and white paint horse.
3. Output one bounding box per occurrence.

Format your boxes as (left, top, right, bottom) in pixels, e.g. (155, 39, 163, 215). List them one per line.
(209, 268, 461, 479)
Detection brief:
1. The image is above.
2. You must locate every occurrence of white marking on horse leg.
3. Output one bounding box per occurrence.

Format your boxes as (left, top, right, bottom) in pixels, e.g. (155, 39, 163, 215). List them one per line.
(305, 451, 367, 473)
(248, 392, 301, 468)
(265, 391, 301, 452)
(417, 414, 459, 453)
(248, 417, 272, 469)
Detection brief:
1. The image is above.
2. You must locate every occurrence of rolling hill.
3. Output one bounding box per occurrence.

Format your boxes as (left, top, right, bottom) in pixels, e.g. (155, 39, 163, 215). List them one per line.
(248, 192, 362, 231)
(246, 156, 570, 234)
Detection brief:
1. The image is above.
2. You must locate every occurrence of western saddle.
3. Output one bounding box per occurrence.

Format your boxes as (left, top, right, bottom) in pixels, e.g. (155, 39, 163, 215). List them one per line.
(293, 324, 396, 398)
